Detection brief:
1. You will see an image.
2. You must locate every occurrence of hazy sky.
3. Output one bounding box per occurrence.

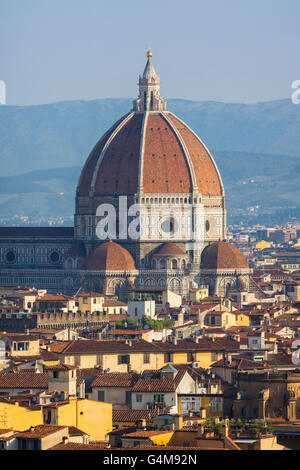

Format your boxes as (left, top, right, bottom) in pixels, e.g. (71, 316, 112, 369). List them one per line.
(1, 0, 299, 105)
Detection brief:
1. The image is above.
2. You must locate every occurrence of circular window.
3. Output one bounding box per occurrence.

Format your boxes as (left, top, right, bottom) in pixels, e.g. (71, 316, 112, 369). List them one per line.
(160, 217, 176, 237)
(50, 251, 60, 263)
(205, 220, 210, 232)
(5, 250, 16, 264)
(161, 218, 174, 233)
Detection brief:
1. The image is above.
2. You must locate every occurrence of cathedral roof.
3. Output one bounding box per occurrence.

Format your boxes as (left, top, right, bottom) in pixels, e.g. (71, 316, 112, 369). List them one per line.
(76, 51, 223, 199)
(201, 241, 249, 270)
(154, 243, 186, 256)
(82, 240, 136, 272)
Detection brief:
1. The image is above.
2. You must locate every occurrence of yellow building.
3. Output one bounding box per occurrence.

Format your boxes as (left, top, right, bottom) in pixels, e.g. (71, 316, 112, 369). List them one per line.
(42, 397, 112, 441)
(119, 430, 174, 448)
(0, 396, 112, 442)
(76, 292, 105, 314)
(203, 310, 238, 329)
(256, 240, 273, 250)
(59, 337, 239, 372)
(1, 334, 40, 357)
(189, 287, 210, 302)
(0, 400, 43, 431)
(235, 312, 250, 326)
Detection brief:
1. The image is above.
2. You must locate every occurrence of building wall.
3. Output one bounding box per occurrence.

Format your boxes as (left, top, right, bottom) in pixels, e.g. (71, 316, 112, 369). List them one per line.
(62, 349, 221, 372)
(0, 402, 43, 430)
(91, 387, 131, 408)
(43, 397, 112, 441)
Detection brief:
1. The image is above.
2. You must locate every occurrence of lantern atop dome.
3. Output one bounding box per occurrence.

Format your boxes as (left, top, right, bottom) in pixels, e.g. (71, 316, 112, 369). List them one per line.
(133, 49, 167, 112)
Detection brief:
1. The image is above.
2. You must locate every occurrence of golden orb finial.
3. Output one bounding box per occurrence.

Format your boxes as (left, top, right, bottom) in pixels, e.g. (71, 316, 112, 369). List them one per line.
(146, 47, 152, 60)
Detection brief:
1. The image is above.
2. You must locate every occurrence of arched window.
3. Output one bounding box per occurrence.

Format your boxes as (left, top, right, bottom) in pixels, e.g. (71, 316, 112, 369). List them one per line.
(172, 259, 178, 269)
(160, 259, 166, 269)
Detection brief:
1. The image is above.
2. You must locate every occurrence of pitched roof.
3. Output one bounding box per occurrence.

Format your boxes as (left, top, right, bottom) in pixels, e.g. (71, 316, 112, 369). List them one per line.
(0, 372, 48, 389)
(122, 430, 172, 438)
(91, 372, 139, 388)
(112, 409, 157, 424)
(16, 425, 67, 439)
(211, 356, 266, 370)
(59, 337, 240, 355)
(1, 334, 38, 341)
(132, 369, 187, 393)
(49, 442, 110, 450)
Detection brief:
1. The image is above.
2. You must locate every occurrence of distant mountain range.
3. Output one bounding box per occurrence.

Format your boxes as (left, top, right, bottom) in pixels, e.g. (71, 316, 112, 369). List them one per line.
(0, 97, 299, 225)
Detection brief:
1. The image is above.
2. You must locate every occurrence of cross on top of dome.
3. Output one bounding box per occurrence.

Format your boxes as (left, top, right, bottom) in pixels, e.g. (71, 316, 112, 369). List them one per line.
(133, 49, 167, 112)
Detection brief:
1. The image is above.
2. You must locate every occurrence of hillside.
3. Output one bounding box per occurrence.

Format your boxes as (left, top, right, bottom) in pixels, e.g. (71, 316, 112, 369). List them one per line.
(0, 97, 300, 177)
(0, 150, 299, 226)
(0, 97, 299, 225)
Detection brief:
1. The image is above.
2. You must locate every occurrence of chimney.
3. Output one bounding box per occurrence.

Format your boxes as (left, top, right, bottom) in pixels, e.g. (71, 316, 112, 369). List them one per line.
(136, 419, 147, 429)
(174, 415, 183, 430)
(167, 335, 177, 345)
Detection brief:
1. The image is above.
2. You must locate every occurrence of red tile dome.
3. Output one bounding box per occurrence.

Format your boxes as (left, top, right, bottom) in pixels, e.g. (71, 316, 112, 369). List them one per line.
(154, 243, 186, 256)
(76, 111, 223, 198)
(76, 52, 223, 201)
(83, 240, 136, 271)
(201, 241, 249, 270)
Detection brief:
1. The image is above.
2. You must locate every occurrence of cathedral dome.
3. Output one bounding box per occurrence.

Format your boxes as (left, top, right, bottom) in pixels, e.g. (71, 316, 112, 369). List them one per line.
(76, 52, 224, 199)
(154, 243, 186, 256)
(201, 241, 249, 270)
(83, 240, 136, 271)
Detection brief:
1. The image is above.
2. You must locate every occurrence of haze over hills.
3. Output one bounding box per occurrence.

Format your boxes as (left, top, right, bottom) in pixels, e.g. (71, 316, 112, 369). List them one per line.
(0, 97, 299, 225)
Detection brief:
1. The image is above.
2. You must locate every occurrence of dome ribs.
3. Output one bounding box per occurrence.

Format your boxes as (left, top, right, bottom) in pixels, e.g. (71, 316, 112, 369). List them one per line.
(93, 114, 143, 196)
(76, 117, 126, 196)
(201, 241, 249, 270)
(167, 113, 223, 196)
(142, 113, 192, 193)
(83, 240, 136, 271)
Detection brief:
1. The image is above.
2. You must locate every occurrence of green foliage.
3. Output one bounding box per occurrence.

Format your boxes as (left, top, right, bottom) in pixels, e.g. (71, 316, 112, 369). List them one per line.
(142, 315, 175, 331)
(115, 317, 139, 329)
(248, 426, 260, 438)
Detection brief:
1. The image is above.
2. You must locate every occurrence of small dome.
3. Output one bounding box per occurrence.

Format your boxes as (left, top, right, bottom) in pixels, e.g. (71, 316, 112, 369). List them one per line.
(83, 240, 136, 271)
(201, 241, 249, 270)
(154, 243, 186, 256)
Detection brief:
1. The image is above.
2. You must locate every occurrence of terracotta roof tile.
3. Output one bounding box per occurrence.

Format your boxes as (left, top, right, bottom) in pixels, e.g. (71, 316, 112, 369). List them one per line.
(201, 241, 249, 270)
(83, 240, 136, 271)
(112, 409, 156, 423)
(91, 372, 139, 388)
(0, 372, 48, 389)
(154, 243, 186, 256)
